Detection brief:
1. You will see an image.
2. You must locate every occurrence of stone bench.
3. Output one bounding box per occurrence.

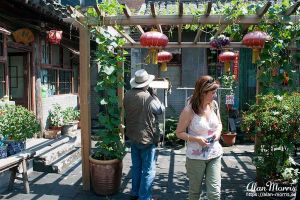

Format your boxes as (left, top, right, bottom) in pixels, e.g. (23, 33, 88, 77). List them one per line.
(0, 150, 35, 194)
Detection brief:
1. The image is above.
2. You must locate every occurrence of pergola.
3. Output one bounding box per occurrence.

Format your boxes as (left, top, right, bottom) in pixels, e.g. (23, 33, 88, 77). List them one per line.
(63, 1, 300, 191)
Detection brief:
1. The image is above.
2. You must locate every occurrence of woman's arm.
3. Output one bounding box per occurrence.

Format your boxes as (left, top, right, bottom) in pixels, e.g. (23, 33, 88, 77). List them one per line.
(213, 100, 223, 141)
(176, 106, 208, 146)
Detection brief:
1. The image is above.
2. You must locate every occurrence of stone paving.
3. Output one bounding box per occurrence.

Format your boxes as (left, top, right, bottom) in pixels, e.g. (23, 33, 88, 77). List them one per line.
(0, 144, 256, 200)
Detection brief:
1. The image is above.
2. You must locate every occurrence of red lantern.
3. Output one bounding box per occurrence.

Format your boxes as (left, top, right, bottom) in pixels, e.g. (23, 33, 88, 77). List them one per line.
(218, 51, 236, 72)
(157, 51, 172, 71)
(242, 31, 270, 64)
(140, 31, 168, 64)
(47, 30, 63, 44)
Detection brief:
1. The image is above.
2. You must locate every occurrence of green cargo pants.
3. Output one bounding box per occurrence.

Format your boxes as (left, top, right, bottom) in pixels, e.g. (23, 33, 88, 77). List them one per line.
(186, 156, 222, 200)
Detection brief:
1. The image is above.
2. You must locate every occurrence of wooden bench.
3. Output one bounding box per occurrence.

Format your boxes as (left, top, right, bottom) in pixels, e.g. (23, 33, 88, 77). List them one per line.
(0, 150, 35, 194)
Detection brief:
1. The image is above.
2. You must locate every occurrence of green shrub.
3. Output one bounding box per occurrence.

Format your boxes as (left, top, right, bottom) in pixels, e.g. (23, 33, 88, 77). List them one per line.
(0, 105, 41, 141)
(48, 104, 64, 127)
(62, 107, 80, 124)
(242, 93, 300, 183)
(164, 117, 184, 147)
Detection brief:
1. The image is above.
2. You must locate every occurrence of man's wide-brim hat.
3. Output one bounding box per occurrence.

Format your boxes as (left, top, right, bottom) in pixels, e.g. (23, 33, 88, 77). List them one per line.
(130, 69, 155, 88)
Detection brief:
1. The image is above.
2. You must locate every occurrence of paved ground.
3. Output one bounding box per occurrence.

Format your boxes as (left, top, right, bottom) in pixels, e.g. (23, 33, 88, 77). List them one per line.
(0, 144, 256, 200)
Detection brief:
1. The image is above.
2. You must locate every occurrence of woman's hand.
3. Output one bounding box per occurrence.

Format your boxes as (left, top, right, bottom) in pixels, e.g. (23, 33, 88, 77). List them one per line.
(214, 133, 221, 141)
(195, 136, 209, 147)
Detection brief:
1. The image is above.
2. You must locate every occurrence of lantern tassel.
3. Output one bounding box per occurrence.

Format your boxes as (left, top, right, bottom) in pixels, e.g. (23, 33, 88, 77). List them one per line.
(145, 54, 150, 64)
(160, 63, 167, 71)
(225, 62, 231, 72)
(153, 50, 158, 64)
(252, 48, 260, 64)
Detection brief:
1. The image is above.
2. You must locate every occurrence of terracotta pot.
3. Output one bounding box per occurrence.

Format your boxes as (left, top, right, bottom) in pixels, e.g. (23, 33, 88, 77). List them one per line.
(222, 132, 237, 146)
(89, 155, 123, 196)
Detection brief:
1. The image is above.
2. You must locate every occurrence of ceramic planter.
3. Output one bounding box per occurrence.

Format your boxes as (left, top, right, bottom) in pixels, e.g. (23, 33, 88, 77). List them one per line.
(61, 121, 78, 135)
(4, 140, 26, 156)
(221, 132, 237, 146)
(89, 155, 122, 196)
(0, 145, 7, 159)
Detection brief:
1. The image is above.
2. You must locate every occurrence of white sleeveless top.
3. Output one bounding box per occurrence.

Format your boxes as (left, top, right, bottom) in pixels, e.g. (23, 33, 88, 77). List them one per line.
(186, 104, 223, 160)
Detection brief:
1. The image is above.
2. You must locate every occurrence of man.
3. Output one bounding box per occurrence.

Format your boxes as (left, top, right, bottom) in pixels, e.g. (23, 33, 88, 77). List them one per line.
(124, 69, 164, 200)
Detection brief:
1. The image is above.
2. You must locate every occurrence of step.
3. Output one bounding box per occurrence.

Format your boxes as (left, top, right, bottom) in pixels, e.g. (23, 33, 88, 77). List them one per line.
(33, 147, 81, 173)
(34, 132, 81, 165)
(26, 129, 81, 157)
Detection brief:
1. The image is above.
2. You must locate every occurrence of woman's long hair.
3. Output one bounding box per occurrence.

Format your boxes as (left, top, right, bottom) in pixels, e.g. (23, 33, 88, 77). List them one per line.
(190, 75, 219, 114)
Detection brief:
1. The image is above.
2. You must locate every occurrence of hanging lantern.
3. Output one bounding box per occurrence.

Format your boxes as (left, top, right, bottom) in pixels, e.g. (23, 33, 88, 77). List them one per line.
(140, 31, 168, 64)
(218, 51, 236, 72)
(47, 30, 63, 44)
(157, 51, 173, 71)
(242, 31, 270, 64)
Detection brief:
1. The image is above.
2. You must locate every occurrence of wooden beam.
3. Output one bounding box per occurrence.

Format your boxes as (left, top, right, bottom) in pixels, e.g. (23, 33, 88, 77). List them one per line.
(214, 24, 228, 36)
(150, 3, 156, 17)
(112, 26, 136, 44)
(117, 50, 124, 138)
(150, 2, 162, 33)
(94, 5, 103, 16)
(242, 1, 271, 33)
(123, 42, 248, 48)
(67, 6, 84, 18)
(193, 26, 203, 44)
(121, 3, 144, 34)
(179, 2, 183, 17)
(194, 2, 212, 43)
(156, 25, 163, 33)
(79, 25, 91, 191)
(285, 1, 300, 16)
(99, 15, 300, 26)
(205, 1, 212, 16)
(122, 3, 131, 18)
(178, 25, 182, 44)
(136, 25, 144, 34)
(257, 1, 272, 17)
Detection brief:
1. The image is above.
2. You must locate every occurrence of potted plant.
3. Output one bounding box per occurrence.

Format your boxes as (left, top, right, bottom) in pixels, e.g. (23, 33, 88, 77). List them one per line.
(218, 72, 237, 146)
(0, 105, 41, 156)
(210, 34, 230, 49)
(89, 27, 126, 195)
(61, 107, 80, 135)
(0, 134, 7, 159)
(45, 104, 64, 138)
(242, 93, 300, 196)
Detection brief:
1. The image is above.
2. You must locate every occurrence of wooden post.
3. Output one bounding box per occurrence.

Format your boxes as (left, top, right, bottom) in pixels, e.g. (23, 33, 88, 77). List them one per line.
(79, 25, 91, 191)
(117, 50, 124, 139)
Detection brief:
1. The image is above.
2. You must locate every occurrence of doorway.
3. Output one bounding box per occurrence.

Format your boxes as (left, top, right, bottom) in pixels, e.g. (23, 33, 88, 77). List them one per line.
(8, 53, 29, 108)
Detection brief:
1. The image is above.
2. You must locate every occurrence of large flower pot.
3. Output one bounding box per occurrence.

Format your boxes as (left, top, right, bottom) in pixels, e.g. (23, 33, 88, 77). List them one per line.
(4, 140, 26, 156)
(61, 121, 78, 135)
(221, 132, 237, 146)
(0, 145, 7, 159)
(89, 155, 123, 196)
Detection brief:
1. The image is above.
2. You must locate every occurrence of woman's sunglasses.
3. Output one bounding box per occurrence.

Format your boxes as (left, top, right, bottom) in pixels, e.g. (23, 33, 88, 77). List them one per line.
(205, 78, 215, 85)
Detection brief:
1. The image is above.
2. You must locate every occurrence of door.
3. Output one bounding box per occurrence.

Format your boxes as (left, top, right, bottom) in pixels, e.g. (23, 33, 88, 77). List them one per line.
(8, 54, 28, 108)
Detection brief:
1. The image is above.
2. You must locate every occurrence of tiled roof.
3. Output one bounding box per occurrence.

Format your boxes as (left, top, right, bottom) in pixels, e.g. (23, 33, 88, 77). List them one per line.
(11, 0, 73, 21)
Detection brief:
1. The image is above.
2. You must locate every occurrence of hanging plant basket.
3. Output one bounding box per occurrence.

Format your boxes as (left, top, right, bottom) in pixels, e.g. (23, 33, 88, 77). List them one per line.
(209, 34, 230, 49)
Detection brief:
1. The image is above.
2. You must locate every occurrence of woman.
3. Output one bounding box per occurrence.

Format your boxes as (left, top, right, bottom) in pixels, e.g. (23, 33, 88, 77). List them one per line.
(176, 75, 223, 200)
